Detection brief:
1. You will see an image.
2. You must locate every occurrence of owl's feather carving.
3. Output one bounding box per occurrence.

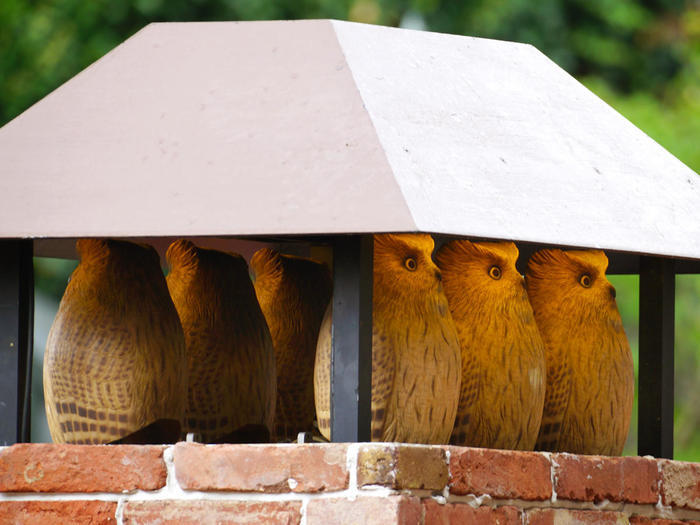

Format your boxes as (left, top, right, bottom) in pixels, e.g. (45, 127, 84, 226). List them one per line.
(250, 248, 332, 441)
(526, 249, 634, 456)
(314, 233, 461, 444)
(436, 240, 546, 450)
(43, 239, 187, 444)
(166, 240, 276, 443)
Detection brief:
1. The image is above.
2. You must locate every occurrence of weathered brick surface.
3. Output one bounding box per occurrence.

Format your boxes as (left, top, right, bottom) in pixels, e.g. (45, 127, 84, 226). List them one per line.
(173, 442, 348, 492)
(449, 446, 552, 500)
(357, 445, 395, 486)
(0, 444, 166, 492)
(423, 499, 521, 525)
(527, 509, 629, 524)
(0, 500, 117, 524)
(357, 444, 448, 490)
(660, 459, 700, 510)
(4, 443, 700, 525)
(621, 457, 661, 504)
(554, 453, 659, 504)
(123, 500, 301, 525)
(629, 517, 693, 525)
(306, 496, 421, 525)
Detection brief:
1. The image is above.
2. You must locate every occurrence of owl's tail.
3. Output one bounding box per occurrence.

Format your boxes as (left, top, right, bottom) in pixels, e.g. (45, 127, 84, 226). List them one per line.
(534, 415, 563, 451)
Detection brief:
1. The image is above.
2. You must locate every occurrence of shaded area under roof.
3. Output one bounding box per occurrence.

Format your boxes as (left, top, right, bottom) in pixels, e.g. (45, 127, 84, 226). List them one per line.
(1, 20, 698, 258)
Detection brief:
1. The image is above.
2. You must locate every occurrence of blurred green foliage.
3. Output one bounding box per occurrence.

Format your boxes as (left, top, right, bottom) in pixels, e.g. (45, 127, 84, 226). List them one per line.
(2, 0, 698, 171)
(33, 258, 77, 301)
(675, 275, 700, 461)
(3, 0, 698, 457)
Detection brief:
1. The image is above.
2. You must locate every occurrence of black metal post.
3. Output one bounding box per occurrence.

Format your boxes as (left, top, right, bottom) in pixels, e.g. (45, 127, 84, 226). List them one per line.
(638, 256, 674, 458)
(330, 235, 373, 442)
(0, 239, 34, 444)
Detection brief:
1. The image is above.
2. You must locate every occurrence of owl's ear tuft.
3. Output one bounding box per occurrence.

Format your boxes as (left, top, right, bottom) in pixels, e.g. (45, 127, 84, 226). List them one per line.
(221, 250, 250, 278)
(140, 243, 161, 267)
(250, 248, 283, 282)
(77, 238, 157, 266)
(498, 241, 520, 263)
(166, 239, 199, 270)
(436, 239, 514, 271)
(374, 233, 434, 255)
(566, 249, 609, 275)
(435, 239, 478, 268)
(76, 238, 110, 261)
(526, 249, 571, 278)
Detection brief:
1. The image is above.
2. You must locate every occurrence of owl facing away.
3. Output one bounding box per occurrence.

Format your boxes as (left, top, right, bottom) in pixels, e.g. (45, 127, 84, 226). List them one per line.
(526, 249, 634, 456)
(166, 240, 277, 443)
(435, 240, 546, 450)
(44, 239, 187, 444)
(250, 248, 332, 441)
(314, 233, 462, 444)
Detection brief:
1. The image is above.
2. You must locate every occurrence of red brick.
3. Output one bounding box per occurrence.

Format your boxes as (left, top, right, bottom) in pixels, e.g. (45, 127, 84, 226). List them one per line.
(448, 446, 552, 500)
(173, 442, 348, 492)
(660, 459, 700, 510)
(0, 500, 117, 524)
(358, 444, 448, 490)
(424, 499, 521, 525)
(0, 444, 166, 492)
(622, 457, 661, 504)
(630, 517, 691, 525)
(305, 496, 421, 525)
(123, 500, 301, 525)
(527, 509, 629, 524)
(554, 454, 659, 504)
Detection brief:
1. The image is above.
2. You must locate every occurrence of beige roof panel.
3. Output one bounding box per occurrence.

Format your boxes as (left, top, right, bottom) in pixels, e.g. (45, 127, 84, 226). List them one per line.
(0, 20, 415, 239)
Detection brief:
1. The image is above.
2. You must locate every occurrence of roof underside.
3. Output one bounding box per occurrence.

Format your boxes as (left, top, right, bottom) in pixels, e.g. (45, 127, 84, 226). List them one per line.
(1, 20, 698, 258)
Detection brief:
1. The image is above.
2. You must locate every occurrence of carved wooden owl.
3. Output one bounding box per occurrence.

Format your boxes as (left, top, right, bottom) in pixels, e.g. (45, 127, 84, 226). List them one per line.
(250, 248, 332, 441)
(436, 240, 546, 450)
(166, 240, 276, 443)
(43, 239, 187, 444)
(314, 233, 461, 443)
(526, 249, 634, 456)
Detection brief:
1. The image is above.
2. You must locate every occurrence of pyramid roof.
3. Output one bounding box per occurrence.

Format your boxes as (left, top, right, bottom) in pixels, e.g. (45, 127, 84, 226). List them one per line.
(1, 20, 698, 259)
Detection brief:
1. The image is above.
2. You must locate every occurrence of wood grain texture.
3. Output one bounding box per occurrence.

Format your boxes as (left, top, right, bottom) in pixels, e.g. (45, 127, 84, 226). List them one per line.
(43, 239, 186, 444)
(314, 234, 461, 443)
(166, 240, 276, 443)
(436, 240, 546, 450)
(526, 249, 634, 455)
(251, 249, 332, 441)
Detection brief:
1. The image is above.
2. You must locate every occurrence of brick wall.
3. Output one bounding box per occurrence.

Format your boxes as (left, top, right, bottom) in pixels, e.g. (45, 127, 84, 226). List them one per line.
(0, 442, 698, 524)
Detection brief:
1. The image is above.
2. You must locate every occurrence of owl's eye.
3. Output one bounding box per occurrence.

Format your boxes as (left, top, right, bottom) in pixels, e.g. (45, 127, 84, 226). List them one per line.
(579, 274, 592, 288)
(488, 265, 502, 280)
(404, 257, 417, 271)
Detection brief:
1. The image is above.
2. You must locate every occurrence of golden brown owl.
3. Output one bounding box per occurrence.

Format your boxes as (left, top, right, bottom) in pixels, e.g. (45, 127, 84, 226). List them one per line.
(314, 233, 461, 443)
(526, 249, 634, 456)
(435, 240, 546, 450)
(43, 238, 187, 444)
(166, 240, 276, 443)
(250, 249, 332, 441)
